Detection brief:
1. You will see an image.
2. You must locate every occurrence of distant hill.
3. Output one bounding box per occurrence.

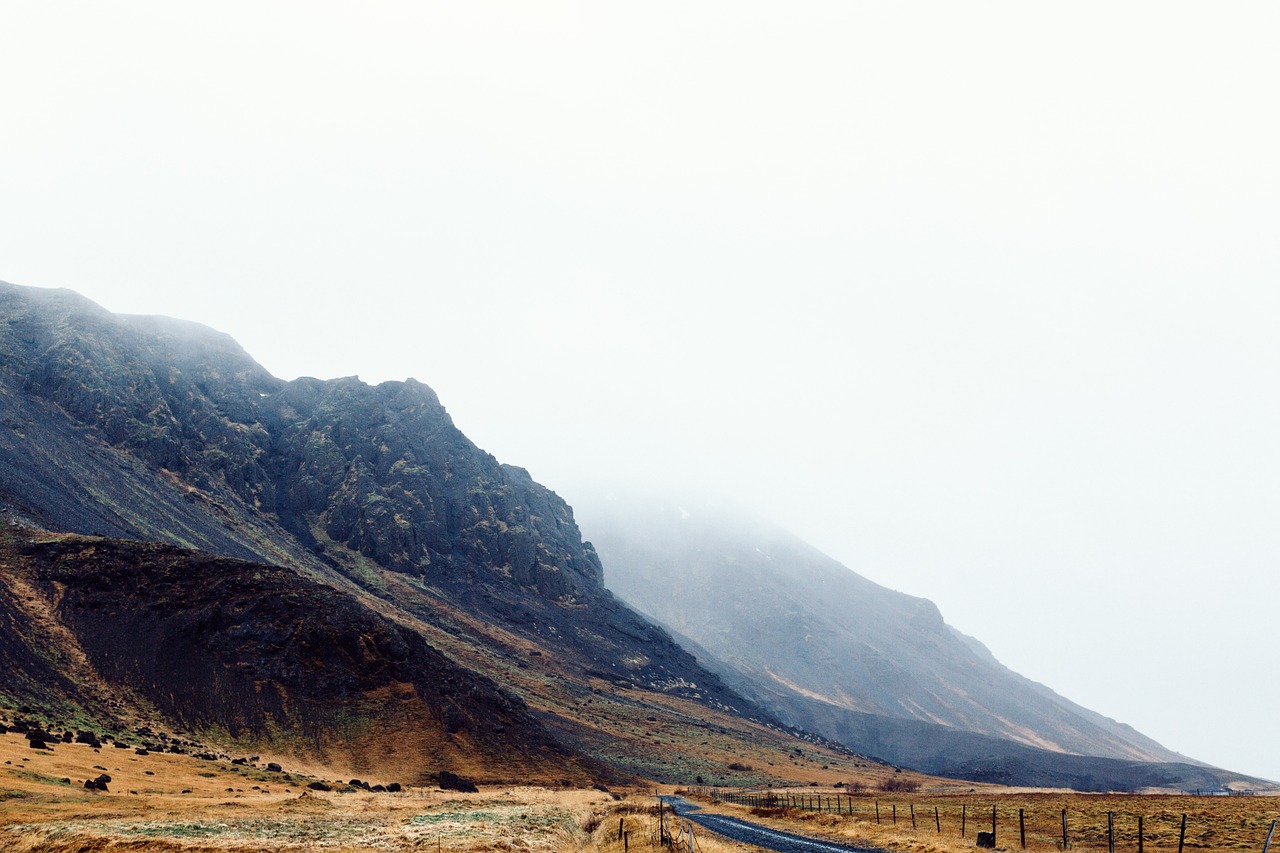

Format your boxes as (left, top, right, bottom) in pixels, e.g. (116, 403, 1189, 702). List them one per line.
(572, 487, 1263, 792)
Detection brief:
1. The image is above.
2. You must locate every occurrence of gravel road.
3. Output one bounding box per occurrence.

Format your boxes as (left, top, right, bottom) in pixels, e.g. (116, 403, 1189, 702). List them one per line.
(662, 797, 888, 853)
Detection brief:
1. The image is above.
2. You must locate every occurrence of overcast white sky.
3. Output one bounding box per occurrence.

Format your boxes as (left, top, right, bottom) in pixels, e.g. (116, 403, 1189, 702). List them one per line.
(3, 2, 1278, 781)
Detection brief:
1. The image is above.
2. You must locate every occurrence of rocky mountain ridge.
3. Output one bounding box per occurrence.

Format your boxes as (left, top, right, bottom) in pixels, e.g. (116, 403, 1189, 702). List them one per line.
(0, 283, 735, 705)
(1, 280, 1262, 792)
(0, 281, 866, 787)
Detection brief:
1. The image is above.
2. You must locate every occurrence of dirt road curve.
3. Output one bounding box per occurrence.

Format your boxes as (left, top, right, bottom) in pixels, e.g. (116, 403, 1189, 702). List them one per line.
(663, 797, 888, 853)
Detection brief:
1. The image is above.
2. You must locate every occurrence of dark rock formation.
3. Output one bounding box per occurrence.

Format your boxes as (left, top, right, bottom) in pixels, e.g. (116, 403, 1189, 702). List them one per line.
(438, 770, 478, 792)
(0, 281, 744, 710)
(5, 534, 591, 785)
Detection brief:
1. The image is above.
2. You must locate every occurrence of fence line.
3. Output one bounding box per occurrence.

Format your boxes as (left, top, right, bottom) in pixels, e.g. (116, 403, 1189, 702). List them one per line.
(704, 789, 1279, 852)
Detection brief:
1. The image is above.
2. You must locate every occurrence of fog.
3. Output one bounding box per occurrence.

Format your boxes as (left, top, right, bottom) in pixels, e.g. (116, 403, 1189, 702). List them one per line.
(2, 3, 1277, 780)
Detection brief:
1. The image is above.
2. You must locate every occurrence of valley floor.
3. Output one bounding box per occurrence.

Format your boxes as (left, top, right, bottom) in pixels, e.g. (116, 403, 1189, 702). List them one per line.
(4, 730, 1279, 853)
(0, 731, 762, 852)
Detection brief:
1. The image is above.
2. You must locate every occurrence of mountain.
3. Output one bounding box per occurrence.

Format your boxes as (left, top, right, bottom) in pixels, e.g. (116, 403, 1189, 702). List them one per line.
(571, 487, 1262, 792)
(0, 281, 870, 787)
(2, 280, 1257, 793)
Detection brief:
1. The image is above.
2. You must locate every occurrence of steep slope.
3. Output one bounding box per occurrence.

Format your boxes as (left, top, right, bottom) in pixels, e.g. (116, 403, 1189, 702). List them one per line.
(0, 280, 870, 787)
(0, 282, 736, 708)
(0, 529, 591, 784)
(572, 488, 1258, 791)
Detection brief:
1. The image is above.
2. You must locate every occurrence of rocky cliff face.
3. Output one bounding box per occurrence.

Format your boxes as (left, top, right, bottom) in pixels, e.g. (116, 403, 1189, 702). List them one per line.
(0, 281, 753, 780)
(2, 284, 602, 604)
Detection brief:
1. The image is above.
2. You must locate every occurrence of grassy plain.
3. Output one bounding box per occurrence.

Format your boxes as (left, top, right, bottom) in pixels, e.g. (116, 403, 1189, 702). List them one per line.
(693, 789, 1280, 853)
(0, 730, 760, 852)
(6, 730, 1279, 853)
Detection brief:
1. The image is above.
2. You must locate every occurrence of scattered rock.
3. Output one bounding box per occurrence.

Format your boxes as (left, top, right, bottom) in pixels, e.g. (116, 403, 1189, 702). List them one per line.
(266, 762, 282, 773)
(84, 773, 111, 792)
(437, 770, 478, 793)
(307, 781, 332, 792)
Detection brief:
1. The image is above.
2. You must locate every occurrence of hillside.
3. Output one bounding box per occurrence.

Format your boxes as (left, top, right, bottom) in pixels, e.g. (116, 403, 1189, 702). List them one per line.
(571, 487, 1260, 792)
(1, 280, 1259, 793)
(0, 530, 591, 785)
(0, 280, 873, 787)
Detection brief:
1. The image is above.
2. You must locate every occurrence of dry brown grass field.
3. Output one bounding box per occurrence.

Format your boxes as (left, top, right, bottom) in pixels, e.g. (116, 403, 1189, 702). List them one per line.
(5, 729, 1279, 853)
(0, 730, 759, 852)
(692, 789, 1280, 853)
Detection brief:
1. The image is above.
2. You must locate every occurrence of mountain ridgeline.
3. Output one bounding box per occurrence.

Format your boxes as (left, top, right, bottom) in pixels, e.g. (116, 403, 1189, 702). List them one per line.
(0, 282, 786, 785)
(0, 281, 1261, 792)
(572, 489, 1261, 792)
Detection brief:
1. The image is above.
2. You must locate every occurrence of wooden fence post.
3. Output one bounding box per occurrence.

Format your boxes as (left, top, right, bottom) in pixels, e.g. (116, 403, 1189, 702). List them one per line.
(1062, 810, 1068, 850)
(1139, 815, 1144, 853)
(912, 803, 917, 830)
(962, 803, 967, 838)
(876, 801, 881, 824)
(1108, 812, 1115, 853)
(993, 805, 998, 848)
(893, 804, 897, 825)
(1264, 820, 1277, 853)
(1021, 808, 1026, 849)
(936, 805, 942, 833)
(1178, 814, 1187, 853)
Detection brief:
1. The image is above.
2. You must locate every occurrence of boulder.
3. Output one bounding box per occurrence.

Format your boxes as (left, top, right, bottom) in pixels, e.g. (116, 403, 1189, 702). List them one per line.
(437, 770, 478, 793)
(84, 773, 111, 792)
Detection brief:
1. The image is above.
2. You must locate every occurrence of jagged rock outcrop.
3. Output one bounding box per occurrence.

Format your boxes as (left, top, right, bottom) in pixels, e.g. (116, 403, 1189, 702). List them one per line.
(0, 281, 751, 775)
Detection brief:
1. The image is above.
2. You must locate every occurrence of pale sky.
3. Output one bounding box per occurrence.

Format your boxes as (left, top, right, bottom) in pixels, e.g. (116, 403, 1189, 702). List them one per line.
(3, 2, 1278, 781)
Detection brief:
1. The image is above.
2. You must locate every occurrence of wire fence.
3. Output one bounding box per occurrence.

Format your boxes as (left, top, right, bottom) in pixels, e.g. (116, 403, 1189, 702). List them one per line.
(706, 789, 1280, 853)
